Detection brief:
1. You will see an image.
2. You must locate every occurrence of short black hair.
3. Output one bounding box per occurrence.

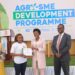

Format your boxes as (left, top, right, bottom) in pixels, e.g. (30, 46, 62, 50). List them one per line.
(58, 24, 64, 29)
(15, 33, 23, 42)
(33, 28, 41, 35)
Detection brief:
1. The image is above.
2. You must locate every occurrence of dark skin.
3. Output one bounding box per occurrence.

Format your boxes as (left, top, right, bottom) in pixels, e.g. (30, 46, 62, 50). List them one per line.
(32, 31, 40, 51)
(56, 24, 64, 58)
(11, 35, 31, 58)
(58, 24, 64, 34)
(11, 35, 24, 57)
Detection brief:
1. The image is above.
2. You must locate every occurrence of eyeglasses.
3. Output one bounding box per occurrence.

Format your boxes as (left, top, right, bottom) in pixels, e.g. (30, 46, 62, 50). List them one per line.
(57, 28, 62, 29)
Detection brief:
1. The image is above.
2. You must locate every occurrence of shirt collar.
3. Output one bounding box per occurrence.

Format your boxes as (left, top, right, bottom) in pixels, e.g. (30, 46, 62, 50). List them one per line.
(59, 32, 64, 37)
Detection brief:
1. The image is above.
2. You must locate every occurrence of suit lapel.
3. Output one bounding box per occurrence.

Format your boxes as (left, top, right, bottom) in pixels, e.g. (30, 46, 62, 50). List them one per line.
(56, 35, 59, 44)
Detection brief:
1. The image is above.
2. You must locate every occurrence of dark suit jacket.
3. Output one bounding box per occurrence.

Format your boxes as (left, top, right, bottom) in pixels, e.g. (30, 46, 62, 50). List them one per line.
(51, 33, 71, 61)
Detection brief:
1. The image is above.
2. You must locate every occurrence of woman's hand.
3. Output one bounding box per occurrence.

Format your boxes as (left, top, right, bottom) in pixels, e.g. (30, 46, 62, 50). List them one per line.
(11, 53, 23, 57)
(32, 47, 38, 51)
(35, 48, 38, 51)
(22, 54, 32, 58)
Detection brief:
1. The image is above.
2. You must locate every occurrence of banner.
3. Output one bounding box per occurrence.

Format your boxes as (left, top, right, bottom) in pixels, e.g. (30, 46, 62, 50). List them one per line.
(0, 0, 75, 40)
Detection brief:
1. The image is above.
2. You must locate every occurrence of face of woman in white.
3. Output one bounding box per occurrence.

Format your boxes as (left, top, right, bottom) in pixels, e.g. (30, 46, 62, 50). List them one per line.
(17, 35, 23, 43)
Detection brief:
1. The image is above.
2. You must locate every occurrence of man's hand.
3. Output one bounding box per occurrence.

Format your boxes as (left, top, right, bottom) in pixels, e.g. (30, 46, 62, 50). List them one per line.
(55, 53, 61, 58)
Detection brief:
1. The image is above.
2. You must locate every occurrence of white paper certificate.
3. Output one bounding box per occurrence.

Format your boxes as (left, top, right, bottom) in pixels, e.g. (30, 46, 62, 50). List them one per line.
(23, 48, 32, 56)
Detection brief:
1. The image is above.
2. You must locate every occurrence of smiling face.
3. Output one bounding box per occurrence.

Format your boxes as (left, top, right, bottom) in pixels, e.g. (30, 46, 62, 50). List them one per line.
(57, 24, 64, 34)
(15, 34, 23, 43)
(17, 35, 23, 43)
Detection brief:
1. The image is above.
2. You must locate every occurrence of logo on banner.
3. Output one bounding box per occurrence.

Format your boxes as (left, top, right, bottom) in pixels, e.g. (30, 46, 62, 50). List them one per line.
(13, 3, 75, 26)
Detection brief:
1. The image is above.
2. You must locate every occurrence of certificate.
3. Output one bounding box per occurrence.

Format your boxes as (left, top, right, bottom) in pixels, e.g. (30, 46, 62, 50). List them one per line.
(23, 48, 32, 56)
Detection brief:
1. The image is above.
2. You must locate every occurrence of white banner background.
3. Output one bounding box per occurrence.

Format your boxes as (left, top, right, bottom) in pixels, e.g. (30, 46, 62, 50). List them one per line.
(1, 0, 75, 41)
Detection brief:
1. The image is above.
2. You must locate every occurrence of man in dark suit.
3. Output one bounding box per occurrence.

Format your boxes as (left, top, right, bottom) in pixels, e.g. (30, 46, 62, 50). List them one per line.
(51, 24, 71, 75)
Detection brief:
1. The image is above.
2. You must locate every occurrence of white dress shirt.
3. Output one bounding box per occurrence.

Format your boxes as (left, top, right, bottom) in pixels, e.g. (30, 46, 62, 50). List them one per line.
(56, 33, 64, 51)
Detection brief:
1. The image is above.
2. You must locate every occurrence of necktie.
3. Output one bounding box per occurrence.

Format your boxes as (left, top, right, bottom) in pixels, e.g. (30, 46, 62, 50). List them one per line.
(57, 35, 61, 52)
